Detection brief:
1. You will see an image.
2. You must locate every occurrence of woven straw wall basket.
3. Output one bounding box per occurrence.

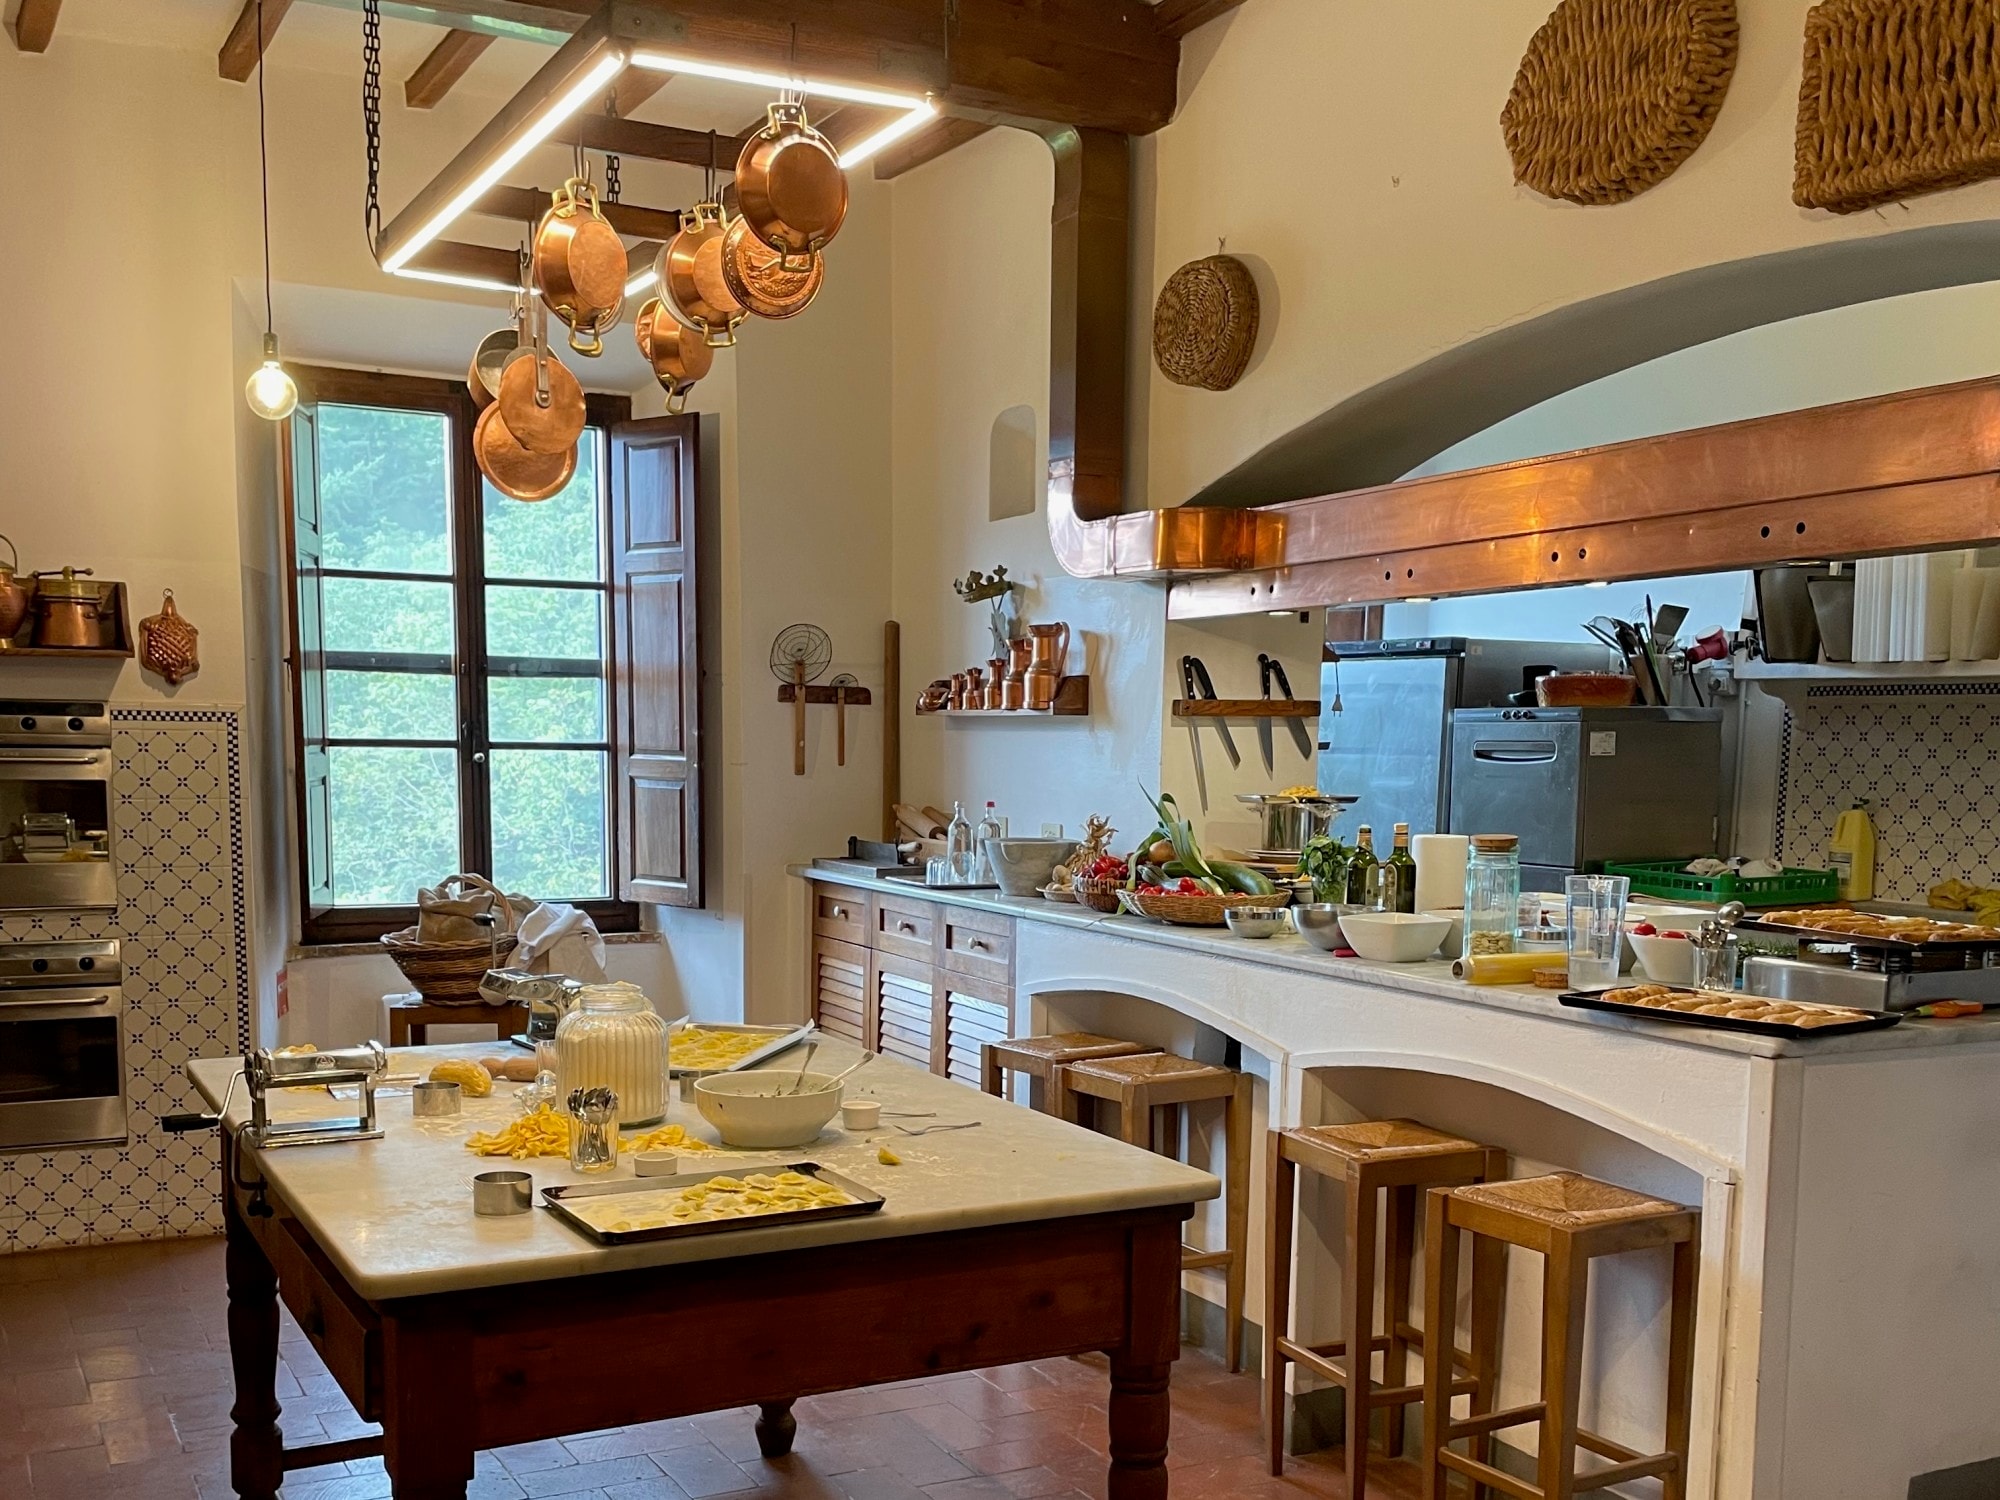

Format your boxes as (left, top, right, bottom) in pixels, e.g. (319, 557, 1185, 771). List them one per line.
(1153, 254, 1260, 391)
(1796, 0, 2000, 213)
(1502, 0, 1739, 206)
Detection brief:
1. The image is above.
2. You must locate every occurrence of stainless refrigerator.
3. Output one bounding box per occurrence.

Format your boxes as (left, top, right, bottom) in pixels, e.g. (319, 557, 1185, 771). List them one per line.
(1316, 638, 1615, 839)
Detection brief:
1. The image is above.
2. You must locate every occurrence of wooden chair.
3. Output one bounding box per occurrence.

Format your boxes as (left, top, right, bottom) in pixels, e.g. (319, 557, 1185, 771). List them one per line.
(979, 1032, 1155, 1117)
(1264, 1121, 1504, 1496)
(1057, 1051, 1251, 1372)
(385, 995, 529, 1048)
(1423, 1172, 1699, 1500)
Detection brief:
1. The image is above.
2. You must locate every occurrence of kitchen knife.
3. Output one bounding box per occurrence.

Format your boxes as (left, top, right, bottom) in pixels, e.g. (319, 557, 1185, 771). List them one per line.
(1185, 655, 1240, 767)
(1264, 655, 1314, 759)
(1254, 654, 1276, 775)
(1180, 655, 1210, 812)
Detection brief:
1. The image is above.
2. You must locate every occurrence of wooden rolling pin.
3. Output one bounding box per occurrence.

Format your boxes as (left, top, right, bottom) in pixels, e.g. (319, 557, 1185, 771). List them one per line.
(894, 803, 946, 841)
(1451, 952, 1551, 986)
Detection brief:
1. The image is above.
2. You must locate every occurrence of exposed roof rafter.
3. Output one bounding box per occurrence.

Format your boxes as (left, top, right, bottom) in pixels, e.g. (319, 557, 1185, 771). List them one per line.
(1152, 0, 1251, 39)
(218, 0, 293, 82)
(13, 0, 62, 53)
(405, 29, 496, 108)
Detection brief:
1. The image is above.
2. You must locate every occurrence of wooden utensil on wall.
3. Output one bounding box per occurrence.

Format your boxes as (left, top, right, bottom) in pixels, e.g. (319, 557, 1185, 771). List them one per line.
(769, 624, 832, 776)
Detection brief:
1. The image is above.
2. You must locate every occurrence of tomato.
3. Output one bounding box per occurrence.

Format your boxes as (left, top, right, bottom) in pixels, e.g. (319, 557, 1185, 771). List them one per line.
(1632, 922, 1658, 936)
(1662, 929, 1689, 940)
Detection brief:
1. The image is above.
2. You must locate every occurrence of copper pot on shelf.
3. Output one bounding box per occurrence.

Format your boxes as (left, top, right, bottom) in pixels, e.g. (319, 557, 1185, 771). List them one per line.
(1025, 622, 1070, 710)
(0, 535, 31, 646)
(985, 658, 1007, 710)
(1003, 637, 1031, 710)
(964, 665, 986, 710)
(949, 672, 969, 710)
(31, 568, 112, 648)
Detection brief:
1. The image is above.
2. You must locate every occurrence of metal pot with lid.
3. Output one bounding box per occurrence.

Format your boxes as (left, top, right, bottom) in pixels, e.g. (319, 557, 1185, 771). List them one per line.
(31, 567, 113, 648)
(1236, 792, 1350, 853)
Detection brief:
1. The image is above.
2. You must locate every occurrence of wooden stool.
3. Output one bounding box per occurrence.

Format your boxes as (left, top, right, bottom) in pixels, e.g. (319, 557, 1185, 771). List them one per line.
(1424, 1172, 1699, 1500)
(979, 1032, 1156, 1117)
(1058, 1052, 1251, 1372)
(386, 996, 530, 1048)
(1264, 1121, 1504, 1496)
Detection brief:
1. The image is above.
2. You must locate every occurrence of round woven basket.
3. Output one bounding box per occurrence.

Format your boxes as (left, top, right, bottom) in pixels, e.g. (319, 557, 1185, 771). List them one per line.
(381, 929, 519, 1004)
(1073, 876, 1126, 915)
(1121, 888, 1289, 928)
(1501, 0, 1739, 206)
(1152, 255, 1260, 391)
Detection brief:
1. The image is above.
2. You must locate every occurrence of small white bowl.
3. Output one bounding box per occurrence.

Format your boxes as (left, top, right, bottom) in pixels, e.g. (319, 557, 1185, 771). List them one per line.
(1223, 906, 1292, 939)
(1628, 931, 1696, 986)
(1421, 909, 1465, 957)
(693, 1072, 844, 1149)
(1336, 910, 1453, 963)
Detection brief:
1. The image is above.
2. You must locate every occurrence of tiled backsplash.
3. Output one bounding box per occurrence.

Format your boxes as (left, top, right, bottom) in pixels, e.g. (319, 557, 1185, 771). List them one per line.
(1773, 684, 2000, 903)
(0, 709, 247, 1252)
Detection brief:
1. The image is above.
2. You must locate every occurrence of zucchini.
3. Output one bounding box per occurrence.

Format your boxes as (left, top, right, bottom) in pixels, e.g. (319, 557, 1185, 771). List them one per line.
(1208, 860, 1277, 897)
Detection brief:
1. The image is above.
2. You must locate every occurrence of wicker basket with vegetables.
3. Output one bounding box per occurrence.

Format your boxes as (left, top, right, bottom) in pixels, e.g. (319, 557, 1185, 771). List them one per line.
(1120, 790, 1288, 926)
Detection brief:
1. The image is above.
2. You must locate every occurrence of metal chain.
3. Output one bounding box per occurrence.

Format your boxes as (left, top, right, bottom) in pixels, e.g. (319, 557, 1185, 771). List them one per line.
(361, 0, 383, 254)
(605, 152, 621, 202)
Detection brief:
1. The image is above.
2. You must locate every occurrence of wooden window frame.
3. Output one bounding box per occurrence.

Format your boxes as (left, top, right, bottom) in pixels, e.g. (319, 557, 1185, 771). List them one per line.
(282, 364, 639, 946)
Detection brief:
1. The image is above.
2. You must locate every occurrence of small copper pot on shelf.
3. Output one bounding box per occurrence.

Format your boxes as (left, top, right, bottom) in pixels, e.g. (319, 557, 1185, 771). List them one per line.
(32, 568, 113, 648)
(949, 672, 970, 710)
(985, 658, 1007, 710)
(964, 666, 986, 710)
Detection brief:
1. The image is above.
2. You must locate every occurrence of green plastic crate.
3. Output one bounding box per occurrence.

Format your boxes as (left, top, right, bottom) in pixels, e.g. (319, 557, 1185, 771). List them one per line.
(1602, 860, 1840, 908)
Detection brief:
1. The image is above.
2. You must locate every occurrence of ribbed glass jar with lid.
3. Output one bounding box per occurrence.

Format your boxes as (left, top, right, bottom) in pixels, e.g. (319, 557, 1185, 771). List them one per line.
(1462, 834, 1521, 960)
(555, 981, 668, 1127)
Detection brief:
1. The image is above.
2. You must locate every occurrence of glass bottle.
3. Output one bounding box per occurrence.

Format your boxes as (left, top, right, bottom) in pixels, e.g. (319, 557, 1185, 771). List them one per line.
(555, 981, 668, 1127)
(945, 802, 976, 883)
(1384, 823, 1418, 913)
(1344, 825, 1378, 907)
(1462, 834, 1521, 959)
(974, 801, 1003, 881)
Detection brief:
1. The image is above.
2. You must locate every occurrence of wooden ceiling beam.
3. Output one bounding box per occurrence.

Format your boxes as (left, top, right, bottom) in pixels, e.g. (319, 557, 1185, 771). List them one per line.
(405, 29, 496, 108)
(218, 0, 293, 82)
(474, 184, 682, 241)
(610, 67, 670, 118)
(1152, 0, 1251, 39)
(573, 114, 757, 171)
(873, 117, 994, 180)
(13, 0, 62, 53)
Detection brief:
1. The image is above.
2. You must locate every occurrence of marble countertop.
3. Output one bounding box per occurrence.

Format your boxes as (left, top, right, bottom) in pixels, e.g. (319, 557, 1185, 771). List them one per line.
(187, 1043, 1217, 1303)
(793, 865, 2000, 1061)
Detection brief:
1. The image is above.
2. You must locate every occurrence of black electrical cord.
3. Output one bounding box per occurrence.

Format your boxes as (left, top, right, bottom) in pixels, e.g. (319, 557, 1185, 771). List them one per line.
(257, 0, 274, 338)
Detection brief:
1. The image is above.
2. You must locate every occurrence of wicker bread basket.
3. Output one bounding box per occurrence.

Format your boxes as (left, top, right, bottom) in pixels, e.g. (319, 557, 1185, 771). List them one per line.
(381, 875, 520, 1003)
(1120, 888, 1289, 927)
(1073, 876, 1127, 914)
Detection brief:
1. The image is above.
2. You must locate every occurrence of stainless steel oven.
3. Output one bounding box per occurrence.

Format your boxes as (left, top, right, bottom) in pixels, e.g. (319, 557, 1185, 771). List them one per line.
(0, 700, 115, 910)
(0, 939, 127, 1152)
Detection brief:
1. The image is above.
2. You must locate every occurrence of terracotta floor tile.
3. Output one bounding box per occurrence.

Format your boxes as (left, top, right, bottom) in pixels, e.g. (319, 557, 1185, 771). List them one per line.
(649, 1442, 760, 1496)
(519, 1455, 672, 1497)
(901, 1402, 996, 1453)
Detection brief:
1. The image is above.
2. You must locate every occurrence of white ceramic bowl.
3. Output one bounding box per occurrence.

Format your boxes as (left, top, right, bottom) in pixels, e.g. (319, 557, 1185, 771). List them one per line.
(1336, 910, 1452, 963)
(693, 1071, 843, 1148)
(1223, 906, 1292, 939)
(1421, 909, 1465, 957)
(983, 838, 1081, 896)
(1628, 931, 1696, 986)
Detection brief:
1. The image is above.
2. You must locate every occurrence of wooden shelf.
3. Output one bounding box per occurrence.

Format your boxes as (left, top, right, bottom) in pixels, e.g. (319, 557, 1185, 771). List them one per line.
(1733, 660, 2000, 682)
(0, 583, 134, 659)
(918, 675, 1090, 718)
(1171, 698, 1318, 719)
(778, 684, 873, 706)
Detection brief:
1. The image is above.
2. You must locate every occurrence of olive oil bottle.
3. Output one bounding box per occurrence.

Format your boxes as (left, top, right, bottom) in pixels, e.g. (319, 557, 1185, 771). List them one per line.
(1384, 822, 1418, 913)
(1345, 825, 1378, 906)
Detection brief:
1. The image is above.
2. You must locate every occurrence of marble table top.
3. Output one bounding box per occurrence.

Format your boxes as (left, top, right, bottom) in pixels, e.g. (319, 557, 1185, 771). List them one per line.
(187, 1042, 1218, 1302)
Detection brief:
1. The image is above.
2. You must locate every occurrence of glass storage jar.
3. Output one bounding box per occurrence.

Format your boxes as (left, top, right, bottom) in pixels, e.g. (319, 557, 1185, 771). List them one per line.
(1462, 834, 1521, 959)
(555, 981, 668, 1127)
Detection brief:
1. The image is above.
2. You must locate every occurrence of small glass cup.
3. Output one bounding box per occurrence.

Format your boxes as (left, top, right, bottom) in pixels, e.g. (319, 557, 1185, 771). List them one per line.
(1564, 874, 1629, 992)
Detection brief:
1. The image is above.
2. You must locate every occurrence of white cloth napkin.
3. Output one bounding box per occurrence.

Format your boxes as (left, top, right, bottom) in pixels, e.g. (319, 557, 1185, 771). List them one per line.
(513, 901, 608, 982)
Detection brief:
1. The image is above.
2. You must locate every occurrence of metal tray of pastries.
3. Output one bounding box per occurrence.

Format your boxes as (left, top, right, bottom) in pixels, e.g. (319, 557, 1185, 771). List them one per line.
(1741, 908, 2000, 952)
(1561, 984, 1903, 1040)
(540, 1162, 884, 1245)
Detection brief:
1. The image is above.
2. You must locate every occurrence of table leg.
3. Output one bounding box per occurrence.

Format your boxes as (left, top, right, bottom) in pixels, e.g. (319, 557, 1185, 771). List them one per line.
(755, 1400, 798, 1457)
(1107, 1214, 1183, 1500)
(383, 1316, 475, 1499)
(223, 1157, 283, 1500)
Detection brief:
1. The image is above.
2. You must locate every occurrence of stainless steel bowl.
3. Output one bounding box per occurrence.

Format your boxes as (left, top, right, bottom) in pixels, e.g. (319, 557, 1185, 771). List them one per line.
(1223, 906, 1292, 939)
(1293, 902, 1359, 951)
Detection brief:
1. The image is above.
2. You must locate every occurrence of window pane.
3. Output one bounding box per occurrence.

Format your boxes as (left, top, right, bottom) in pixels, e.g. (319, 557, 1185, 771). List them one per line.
(326, 671, 456, 741)
(317, 405, 452, 575)
(490, 750, 608, 898)
(483, 431, 603, 582)
(326, 748, 459, 905)
(484, 584, 602, 661)
(324, 578, 454, 655)
(487, 677, 605, 744)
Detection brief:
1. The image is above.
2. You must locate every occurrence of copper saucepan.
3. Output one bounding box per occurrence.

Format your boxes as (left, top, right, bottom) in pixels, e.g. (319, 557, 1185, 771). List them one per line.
(474, 403, 576, 503)
(634, 299, 713, 412)
(659, 204, 746, 348)
(533, 177, 626, 357)
(719, 216, 823, 320)
(734, 101, 847, 267)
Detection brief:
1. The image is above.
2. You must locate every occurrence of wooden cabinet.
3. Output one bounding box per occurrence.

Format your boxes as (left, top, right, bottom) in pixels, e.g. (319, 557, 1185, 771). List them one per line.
(806, 880, 1014, 1089)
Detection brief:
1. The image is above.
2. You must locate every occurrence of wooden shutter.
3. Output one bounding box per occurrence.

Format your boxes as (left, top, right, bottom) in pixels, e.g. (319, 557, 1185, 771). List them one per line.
(285, 404, 334, 912)
(609, 414, 702, 907)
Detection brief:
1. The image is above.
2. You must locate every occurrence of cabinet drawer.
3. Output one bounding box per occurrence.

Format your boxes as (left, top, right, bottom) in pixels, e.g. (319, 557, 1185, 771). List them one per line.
(942, 907, 1013, 983)
(264, 1215, 380, 1421)
(873, 893, 939, 961)
(812, 885, 870, 946)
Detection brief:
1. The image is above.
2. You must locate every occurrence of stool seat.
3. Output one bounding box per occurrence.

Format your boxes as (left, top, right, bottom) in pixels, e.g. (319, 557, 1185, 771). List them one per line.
(993, 1032, 1151, 1065)
(1292, 1117, 1484, 1162)
(979, 1034, 1155, 1118)
(1063, 1052, 1234, 1088)
(1455, 1171, 1681, 1228)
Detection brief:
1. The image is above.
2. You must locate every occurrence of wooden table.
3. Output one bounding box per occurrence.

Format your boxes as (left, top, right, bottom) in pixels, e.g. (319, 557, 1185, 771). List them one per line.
(383, 994, 529, 1047)
(189, 1044, 1217, 1500)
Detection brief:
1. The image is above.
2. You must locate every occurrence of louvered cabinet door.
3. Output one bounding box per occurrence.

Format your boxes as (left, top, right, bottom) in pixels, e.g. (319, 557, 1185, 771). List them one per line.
(872, 950, 938, 1072)
(812, 936, 871, 1047)
(943, 971, 1014, 1088)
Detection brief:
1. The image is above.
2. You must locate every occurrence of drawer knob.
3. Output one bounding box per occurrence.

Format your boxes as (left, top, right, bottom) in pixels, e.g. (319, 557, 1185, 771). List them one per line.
(898, 921, 916, 933)
(968, 939, 988, 951)
(830, 905, 847, 918)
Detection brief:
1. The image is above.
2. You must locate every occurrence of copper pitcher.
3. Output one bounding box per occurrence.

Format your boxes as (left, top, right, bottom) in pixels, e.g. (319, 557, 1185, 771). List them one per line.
(965, 665, 986, 710)
(1026, 622, 1070, 710)
(985, 658, 1007, 710)
(0, 536, 29, 646)
(1003, 637, 1031, 710)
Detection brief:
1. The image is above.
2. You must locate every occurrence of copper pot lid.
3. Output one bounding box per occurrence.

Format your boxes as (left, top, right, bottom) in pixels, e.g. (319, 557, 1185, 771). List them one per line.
(32, 567, 98, 600)
(495, 349, 586, 456)
(474, 403, 576, 503)
(735, 102, 847, 262)
(720, 216, 823, 320)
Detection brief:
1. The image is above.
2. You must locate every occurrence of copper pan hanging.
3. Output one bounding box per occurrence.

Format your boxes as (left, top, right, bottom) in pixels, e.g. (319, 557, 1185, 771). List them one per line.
(635, 298, 713, 412)
(533, 177, 625, 357)
(720, 215, 823, 320)
(659, 203, 745, 348)
(495, 293, 585, 455)
(734, 100, 847, 266)
(475, 403, 576, 503)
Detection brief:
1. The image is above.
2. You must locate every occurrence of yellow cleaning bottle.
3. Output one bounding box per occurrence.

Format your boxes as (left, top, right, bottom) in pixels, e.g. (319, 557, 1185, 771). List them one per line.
(1828, 799, 1876, 902)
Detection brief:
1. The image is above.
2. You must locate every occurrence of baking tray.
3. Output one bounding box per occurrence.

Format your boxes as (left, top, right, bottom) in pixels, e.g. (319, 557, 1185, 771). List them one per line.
(668, 1021, 815, 1077)
(1737, 912, 2000, 953)
(1560, 989, 1902, 1040)
(539, 1162, 884, 1245)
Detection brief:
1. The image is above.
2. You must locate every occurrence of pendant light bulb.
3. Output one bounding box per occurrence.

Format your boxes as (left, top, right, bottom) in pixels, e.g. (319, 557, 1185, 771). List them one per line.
(247, 333, 298, 421)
